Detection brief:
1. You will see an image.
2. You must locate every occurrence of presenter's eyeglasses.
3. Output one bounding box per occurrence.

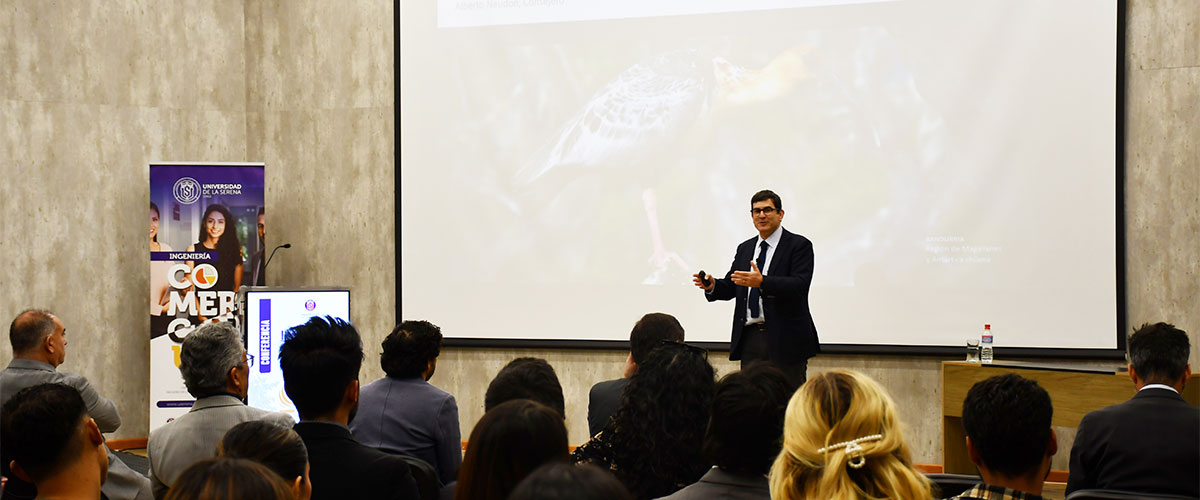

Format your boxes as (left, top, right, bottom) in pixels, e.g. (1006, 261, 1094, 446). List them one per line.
(658, 339, 708, 360)
(750, 207, 778, 215)
(245, 354, 256, 368)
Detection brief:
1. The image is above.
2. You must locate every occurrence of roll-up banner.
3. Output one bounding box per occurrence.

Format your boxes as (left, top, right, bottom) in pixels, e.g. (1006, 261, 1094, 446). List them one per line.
(149, 163, 265, 430)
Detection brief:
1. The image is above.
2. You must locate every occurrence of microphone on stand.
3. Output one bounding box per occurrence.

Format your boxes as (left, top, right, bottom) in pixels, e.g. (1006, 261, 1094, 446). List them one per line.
(263, 243, 292, 279)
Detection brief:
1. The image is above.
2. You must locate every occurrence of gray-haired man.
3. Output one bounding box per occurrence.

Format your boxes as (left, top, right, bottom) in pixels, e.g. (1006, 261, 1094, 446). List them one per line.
(147, 322, 293, 497)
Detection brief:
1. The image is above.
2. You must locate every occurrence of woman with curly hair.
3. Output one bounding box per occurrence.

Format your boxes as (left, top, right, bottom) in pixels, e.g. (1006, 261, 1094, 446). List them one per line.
(572, 341, 716, 500)
(769, 370, 933, 500)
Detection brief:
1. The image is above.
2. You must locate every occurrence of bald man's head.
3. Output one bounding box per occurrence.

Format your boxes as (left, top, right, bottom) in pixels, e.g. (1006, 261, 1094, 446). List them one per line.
(9, 309, 67, 365)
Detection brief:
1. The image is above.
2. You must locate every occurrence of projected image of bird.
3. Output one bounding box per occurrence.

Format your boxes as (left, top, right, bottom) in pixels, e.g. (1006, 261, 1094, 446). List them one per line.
(514, 49, 716, 187)
(509, 47, 813, 284)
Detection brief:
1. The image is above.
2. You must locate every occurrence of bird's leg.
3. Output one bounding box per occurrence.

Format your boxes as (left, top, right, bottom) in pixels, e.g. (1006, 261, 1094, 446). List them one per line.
(642, 187, 690, 285)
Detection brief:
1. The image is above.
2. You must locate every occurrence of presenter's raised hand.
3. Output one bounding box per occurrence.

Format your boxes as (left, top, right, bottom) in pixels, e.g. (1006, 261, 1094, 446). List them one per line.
(692, 272, 715, 291)
(731, 261, 764, 288)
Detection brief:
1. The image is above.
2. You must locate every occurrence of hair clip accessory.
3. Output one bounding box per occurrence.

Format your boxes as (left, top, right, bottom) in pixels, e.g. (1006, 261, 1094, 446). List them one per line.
(817, 434, 883, 469)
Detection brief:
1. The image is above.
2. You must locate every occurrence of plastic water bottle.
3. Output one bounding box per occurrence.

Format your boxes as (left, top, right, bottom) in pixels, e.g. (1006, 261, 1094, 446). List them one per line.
(981, 324, 994, 363)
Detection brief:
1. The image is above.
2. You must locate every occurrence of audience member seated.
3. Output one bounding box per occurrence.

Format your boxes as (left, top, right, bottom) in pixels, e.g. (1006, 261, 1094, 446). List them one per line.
(659, 363, 791, 500)
(1067, 322, 1199, 497)
(0, 309, 151, 500)
(769, 369, 933, 500)
(279, 316, 419, 500)
(453, 399, 569, 500)
(352, 320, 461, 484)
(951, 374, 1057, 500)
(508, 463, 632, 500)
(572, 341, 716, 500)
(218, 420, 312, 500)
(587, 313, 684, 437)
(0, 383, 108, 500)
(484, 358, 566, 419)
(148, 322, 294, 497)
(164, 457, 294, 500)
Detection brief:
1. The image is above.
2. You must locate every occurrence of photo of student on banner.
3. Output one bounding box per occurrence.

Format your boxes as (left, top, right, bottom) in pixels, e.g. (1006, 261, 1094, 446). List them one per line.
(247, 208, 266, 287)
(151, 202, 175, 337)
(186, 204, 244, 322)
(189, 204, 244, 292)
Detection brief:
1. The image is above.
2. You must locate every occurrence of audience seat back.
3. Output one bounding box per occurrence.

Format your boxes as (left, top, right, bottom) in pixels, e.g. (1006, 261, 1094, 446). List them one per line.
(393, 454, 440, 500)
(1066, 489, 1199, 500)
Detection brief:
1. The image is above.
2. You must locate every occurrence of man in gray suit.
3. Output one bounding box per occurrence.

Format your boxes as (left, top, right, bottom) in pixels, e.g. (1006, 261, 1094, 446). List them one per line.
(147, 321, 293, 497)
(0, 309, 152, 500)
(660, 364, 792, 500)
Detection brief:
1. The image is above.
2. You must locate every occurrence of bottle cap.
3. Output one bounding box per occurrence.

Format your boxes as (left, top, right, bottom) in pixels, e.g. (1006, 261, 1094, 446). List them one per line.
(984, 324, 991, 329)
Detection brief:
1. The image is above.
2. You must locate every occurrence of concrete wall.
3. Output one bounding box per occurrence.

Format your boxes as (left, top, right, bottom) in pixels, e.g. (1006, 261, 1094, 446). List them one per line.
(1, 0, 1195, 470)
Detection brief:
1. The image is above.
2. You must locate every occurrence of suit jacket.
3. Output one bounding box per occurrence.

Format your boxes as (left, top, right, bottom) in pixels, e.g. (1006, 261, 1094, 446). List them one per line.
(707, 228, 819, 363)
(655, 468, 770, 500)
(148, 394, 294, 496)
(587, 378, 629, 437)
(1066, 387, 1200, 497)
(0, 359, 152, 500)
(350, 376, 462, 485)
(295, 421, 420, 500)
(247, 248, 266, 286)
(0, 359, 121, 432)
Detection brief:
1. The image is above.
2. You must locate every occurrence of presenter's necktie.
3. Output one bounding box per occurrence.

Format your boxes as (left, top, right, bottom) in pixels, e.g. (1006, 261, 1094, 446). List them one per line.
(748, 240, 769, 319)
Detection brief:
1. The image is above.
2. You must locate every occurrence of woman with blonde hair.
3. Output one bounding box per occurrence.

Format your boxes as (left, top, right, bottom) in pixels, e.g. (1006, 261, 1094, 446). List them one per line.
(769, 370, 933, 500)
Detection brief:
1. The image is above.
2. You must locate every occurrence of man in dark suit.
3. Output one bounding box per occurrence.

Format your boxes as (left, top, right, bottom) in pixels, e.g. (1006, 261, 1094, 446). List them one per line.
(279, 316, 419, 500)
(1066, 322, 1198, 497)
(693, 190, 819, 386)
(586, 312, 684, 437)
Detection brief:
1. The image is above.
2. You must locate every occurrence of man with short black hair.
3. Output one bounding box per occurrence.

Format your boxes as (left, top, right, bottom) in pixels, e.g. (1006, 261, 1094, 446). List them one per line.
(694, 189, 819, 386)
(351, 320, 461, 484)
(953, 374, 1056, 500)
(587, 312, 685, 436)
(147, 322, 293, 496)
(1, 383, 109, 500)
(484, 357, 565, 419)
(280, 316, 418, 500)
(1067, 322, 1198, 497)
(0, 309, 152, 500)
(660, 364, 791, 500)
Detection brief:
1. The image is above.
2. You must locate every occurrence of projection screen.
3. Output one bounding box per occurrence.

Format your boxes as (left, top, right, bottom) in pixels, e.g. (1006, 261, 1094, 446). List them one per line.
(398, 0, 1122, 352)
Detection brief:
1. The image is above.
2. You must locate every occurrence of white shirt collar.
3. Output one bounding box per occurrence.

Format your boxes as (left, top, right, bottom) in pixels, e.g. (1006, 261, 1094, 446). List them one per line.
(1139, 383, 1178, 394)
(758, 226, 783, 248)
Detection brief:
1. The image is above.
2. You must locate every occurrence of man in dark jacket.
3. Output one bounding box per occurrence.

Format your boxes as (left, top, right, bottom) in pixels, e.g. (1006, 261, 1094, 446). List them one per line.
(280, 315, 419, 500)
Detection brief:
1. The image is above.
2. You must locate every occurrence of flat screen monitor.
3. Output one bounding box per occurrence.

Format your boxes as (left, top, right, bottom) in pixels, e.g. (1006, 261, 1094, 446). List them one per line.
(242, 287, 351, 422)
